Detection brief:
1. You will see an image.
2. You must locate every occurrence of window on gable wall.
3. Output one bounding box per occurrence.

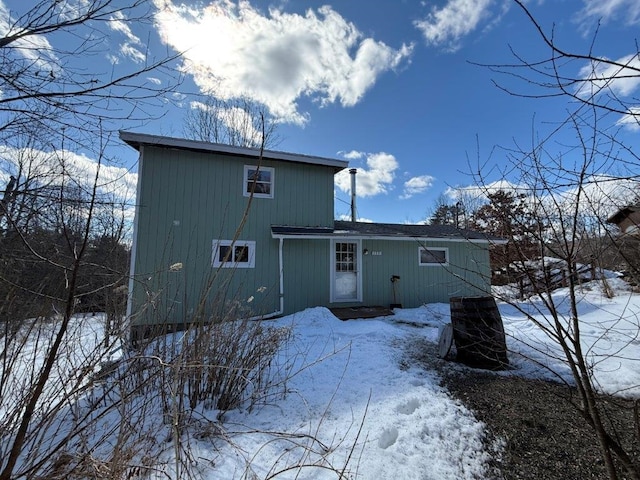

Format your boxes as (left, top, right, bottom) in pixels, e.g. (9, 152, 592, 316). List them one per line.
(419, 247, 448, 266)
(213, 240, 256, 268)
(243, 165, 274, 198)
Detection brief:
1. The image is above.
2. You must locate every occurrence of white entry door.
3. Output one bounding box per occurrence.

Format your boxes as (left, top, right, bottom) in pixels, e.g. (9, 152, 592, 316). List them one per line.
(331, 240, 361, 302)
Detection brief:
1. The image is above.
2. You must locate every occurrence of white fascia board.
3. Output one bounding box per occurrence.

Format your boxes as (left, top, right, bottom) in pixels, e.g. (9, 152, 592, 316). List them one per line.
(271, 232, 501, 245)
(119, 130, 348, 171)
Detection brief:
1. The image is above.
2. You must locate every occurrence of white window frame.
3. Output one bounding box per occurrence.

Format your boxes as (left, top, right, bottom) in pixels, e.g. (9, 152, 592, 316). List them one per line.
(212, 240, 256, 268)
(243, 165, 274, 199)
(418, 247, 449, 266)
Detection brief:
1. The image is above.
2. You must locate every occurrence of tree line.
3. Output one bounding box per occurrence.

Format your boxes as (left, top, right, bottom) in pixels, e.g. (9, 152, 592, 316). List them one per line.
(428, 188, 640, 289)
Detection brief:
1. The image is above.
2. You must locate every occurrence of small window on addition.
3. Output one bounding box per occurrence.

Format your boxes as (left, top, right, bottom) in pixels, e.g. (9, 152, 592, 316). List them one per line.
(213, 240, 256, 268)
(419, 247, 448, 266)
(244, 165, 274, 198)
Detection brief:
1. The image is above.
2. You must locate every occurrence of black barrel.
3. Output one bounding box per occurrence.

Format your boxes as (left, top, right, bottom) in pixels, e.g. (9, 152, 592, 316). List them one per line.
(449, 296, 508, 369)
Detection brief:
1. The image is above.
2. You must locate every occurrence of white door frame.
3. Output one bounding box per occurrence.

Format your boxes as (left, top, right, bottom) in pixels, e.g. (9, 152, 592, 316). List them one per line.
(330, 239, 362, 303)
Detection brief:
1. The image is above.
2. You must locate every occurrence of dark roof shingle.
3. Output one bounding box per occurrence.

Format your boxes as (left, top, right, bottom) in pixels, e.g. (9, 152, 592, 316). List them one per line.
(272, 221, 505, 243)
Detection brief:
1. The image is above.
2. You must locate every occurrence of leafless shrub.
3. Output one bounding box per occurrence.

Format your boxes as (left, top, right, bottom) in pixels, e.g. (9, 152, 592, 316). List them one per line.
(0, 312, 172, 480)
(467, 2, 640, 468)
(138, 315, 292, 413)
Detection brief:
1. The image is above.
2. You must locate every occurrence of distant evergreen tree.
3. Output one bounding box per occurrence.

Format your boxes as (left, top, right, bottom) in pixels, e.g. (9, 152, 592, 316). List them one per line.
(429, 204, 458, 226)
(469, 190, 540, 284)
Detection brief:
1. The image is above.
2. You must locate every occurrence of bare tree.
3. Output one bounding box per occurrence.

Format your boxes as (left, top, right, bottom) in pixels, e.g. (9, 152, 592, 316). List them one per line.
(473, 107, 640, 479)
(184, 90, 282, 149)
(481, 0, 640, 126)
(482, 0, 640, 287)
(0, 4, 365, 478)
(0, 2, 181, 478)
(0, 0, 180, 146)
(1, 133, 110, 479)
(475, 6, 640, 475)
(427, 194, 460, 226)
(467, 190, 541, 284)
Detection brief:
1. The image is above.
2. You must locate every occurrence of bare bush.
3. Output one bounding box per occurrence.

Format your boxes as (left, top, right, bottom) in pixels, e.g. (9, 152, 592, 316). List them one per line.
(0, 313, 166, 479)
(137, 315, 292, 415)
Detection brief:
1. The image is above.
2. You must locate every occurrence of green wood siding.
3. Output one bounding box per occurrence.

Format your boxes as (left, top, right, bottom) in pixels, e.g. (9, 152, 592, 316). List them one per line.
(281, 240, 331, 314)
(358, 239, 490, 308)
(131, 146, 336, 326)
(276, 237, 491, 315)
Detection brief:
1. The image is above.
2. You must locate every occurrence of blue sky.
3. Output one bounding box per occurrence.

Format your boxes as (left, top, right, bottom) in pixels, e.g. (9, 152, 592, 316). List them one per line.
(2, 0, 639, 224)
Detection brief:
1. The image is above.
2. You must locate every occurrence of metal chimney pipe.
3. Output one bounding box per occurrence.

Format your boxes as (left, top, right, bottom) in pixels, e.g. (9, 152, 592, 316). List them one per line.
(349, 168, 357, 222)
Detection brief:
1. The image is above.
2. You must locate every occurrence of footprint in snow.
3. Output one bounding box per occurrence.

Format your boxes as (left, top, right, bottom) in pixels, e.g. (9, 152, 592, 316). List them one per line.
(395, 398, 420, 415)
(378, 427, 399, 449)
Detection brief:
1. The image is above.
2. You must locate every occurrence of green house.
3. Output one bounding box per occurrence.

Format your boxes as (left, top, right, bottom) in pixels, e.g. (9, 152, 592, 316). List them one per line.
(121, 131, 499, 333)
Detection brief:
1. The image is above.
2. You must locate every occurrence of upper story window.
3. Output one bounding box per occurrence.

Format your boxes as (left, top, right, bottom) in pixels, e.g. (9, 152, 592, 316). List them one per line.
(244, 165, 274, 199)
(419, 247, 448, 266)
(212, 240, 256, 268)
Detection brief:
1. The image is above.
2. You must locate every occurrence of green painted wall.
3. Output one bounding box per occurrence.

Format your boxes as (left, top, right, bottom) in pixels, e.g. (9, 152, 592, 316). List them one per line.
(277, 237, 491, 314)
(358, 239, 490, 308)
(131, 145, 337, 326)
(281, 239, 331, 314)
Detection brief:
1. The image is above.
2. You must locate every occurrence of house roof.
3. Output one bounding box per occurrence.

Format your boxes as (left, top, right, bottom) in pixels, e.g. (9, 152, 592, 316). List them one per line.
(119, 131, 348, 172)
(272, 221, 507, 244)
(606, 205, 640, 225)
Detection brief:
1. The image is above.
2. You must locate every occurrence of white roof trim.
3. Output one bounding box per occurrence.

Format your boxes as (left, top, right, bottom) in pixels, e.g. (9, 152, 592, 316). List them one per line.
(120, 130, 348, 170)
(271, 232, 505, 245)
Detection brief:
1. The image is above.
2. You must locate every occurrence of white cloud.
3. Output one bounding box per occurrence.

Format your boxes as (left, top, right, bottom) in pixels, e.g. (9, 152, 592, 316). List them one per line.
(337, 213, 373, 223)
(444, 180, 526, 203)
(414, 0, 493, 52)
(445, 176, 640, 222)
(120, 43, 146, 63)
(400, 175, 435, 199)
(0, 145, 138, 236)
(109, 11, 146, 64)
(616, 107, 640, 131)
(578, 0, 640, 26)
(110, 11, 142, 45)
(152, 1, 412, 124)
(340, 150, 365, 160)
(57, 0, 97, 22)
(577, 54, 640, 99)
(190, 100, 264, 144)
(335, 151, 399, 197)
(0, 145, 137, 207)
(539, 175, 640, 222)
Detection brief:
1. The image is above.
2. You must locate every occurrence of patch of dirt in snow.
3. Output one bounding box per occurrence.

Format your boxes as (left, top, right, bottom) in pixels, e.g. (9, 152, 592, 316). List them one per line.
(407, 339, 640, 480)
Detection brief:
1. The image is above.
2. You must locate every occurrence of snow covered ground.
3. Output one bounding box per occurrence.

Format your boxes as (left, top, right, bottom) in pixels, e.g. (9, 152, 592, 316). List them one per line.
(498, 277, 640, 397)
(202, 306, 492, 479)
(165, 277, 639, 478)
(2, 279, 639, 479)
